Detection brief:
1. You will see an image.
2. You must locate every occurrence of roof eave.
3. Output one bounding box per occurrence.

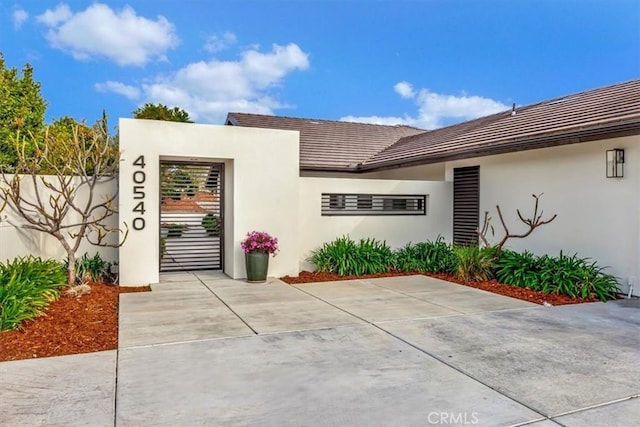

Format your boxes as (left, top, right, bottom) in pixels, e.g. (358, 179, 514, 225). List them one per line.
(357, 120, 640, 172)
(300, 165, 361, 173)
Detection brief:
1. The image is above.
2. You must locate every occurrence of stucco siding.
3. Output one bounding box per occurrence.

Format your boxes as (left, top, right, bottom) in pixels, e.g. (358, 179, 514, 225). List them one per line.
(298, 177, 452, 271)
(119, 119, 300, 285)
(446, 135, 640, 296)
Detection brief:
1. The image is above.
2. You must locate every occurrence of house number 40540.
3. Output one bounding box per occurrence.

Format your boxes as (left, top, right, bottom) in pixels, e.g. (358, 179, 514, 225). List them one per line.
(132, 155, 146, 230)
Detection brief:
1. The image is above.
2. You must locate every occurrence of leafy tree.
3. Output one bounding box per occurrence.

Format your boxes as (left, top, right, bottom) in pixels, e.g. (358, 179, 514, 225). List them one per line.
(0, 53, 47, 170)
(48, 116, 94, 142)
(161, 167, 198, 200)
(0, 115, 127, 286)
(133, 103, 193, 122)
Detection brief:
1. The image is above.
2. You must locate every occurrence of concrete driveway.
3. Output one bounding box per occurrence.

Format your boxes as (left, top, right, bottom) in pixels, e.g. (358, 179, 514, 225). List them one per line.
(1, 273, 639, 426)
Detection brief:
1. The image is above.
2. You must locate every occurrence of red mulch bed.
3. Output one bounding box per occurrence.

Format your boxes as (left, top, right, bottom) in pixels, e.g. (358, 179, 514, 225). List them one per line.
(0, 282, 150, 362)
(280, 270, 598, 305)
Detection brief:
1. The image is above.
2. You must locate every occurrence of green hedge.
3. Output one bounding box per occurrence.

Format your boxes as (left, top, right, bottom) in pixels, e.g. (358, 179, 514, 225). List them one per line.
(308, 236, 620, 302)
(494, 250, 619, 301)
(394, 236, 456, 274)
(309, 236, 394, 276)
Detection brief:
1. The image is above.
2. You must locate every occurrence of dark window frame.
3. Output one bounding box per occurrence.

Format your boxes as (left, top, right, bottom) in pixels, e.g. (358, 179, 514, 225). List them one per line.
(321, 193, 427, 216)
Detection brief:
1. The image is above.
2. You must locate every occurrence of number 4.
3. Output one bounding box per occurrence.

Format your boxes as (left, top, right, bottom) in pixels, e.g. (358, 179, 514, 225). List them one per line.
(133, 201, 145, 215)
(133, 155, 145, 168)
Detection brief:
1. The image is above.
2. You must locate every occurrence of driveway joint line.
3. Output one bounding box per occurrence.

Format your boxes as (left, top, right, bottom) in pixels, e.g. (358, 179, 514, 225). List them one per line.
(363, 278, 470, 314)
(377, 325, 550, 422)
(290, 284, 373, 324)
(113, 347, 120, 427)
(195, 276, 259, 335)
(547, 394, 640, 419)
(293, 283, 550, 422)
(510, 418, 558, 427)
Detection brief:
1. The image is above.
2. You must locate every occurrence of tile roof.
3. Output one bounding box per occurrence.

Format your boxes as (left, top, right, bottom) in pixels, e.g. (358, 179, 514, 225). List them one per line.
(361, 79, 640, 170)
(225, 113, 425, 170)
(227, 79, 640, 172)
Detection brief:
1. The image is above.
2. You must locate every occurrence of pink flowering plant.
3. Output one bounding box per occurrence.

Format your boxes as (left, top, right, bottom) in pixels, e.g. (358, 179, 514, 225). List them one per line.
(241, 231, 279, 256)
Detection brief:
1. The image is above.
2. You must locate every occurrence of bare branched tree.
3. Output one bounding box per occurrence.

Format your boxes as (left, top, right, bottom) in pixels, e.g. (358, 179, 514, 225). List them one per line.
(477, 193, 557, 255)
(0, 114, 128, 285)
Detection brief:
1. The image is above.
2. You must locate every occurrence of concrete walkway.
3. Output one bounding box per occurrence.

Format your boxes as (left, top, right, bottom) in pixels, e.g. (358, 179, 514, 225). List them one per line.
(1, 273, 639, 426)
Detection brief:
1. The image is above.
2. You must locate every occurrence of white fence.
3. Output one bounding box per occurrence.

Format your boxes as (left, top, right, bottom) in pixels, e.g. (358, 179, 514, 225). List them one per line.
(0, 174, 119, 264)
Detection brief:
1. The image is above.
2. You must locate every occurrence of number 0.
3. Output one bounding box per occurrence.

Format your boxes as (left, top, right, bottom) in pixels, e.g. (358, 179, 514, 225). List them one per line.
(133, 171, 146, 184)
(133, 217, 145, 230)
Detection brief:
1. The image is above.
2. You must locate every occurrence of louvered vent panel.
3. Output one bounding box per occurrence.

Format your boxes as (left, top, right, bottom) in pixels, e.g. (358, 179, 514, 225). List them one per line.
(453, 166, 480, 246)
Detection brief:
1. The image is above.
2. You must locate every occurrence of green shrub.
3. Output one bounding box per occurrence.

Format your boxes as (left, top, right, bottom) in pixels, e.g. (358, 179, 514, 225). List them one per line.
(454, 245, 497, 282)
(309, 236, 357, 275)
(201, 214, 219, 236)
(309, 236, 394, 276)
(0, 256, 67, 331)
(494, 250, 619, 301)
(494, 250, 541, 290)
(394, 243, 421, 272)
(537, 252, 619, 301)
(394, 236, 456, 274)
(165, 223, 186, 237)
(73, 252, 109, 282)
(357, 237, 395, 275)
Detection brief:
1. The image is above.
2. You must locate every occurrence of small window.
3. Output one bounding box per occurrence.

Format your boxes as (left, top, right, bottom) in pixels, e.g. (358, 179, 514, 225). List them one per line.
(322, 193, 427, 216)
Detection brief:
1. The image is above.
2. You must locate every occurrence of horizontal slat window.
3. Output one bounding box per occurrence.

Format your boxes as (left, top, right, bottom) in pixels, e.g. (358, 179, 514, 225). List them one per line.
(453, 166, 480, 245)
(321, 193, 427, 216)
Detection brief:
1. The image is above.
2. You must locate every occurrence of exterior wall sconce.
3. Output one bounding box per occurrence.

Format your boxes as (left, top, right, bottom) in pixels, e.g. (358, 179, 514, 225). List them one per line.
(606, 149, 624, 178)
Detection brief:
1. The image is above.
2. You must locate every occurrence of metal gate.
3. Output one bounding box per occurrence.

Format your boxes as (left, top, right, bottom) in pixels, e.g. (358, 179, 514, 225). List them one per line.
(160, 161, 223, 272)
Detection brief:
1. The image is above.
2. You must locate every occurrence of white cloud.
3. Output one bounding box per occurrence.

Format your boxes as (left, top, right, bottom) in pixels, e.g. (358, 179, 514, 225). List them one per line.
(102, 43, 310, 123)
(342, 82, 508, 129)
(341, 115, 412, 126)
(12, 9, 29, 30)
(394, 81, 415, 99)
(36, 3, 178, 66)
(94, 81, 140, 100)
(204, 31, 237, 53)
(36, 4, 71, 26)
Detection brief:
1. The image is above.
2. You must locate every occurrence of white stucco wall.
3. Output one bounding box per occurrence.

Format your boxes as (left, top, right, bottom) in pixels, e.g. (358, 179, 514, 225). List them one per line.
(299, 177, 452, 271)
(446, 135, 640, 296)
(0, 175, 119, 264)
(118, 119, 300, 285)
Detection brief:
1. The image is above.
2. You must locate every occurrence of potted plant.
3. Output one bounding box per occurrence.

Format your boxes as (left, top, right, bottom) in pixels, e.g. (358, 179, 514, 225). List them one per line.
(241, 231, 278, 283)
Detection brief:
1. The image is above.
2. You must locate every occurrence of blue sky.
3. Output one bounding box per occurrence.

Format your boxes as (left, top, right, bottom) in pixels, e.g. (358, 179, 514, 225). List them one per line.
(1, 0, 638, 129)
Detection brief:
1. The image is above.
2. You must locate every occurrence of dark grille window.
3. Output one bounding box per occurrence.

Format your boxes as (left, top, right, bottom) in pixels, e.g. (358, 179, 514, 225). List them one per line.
(322, 194, 427, 216)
